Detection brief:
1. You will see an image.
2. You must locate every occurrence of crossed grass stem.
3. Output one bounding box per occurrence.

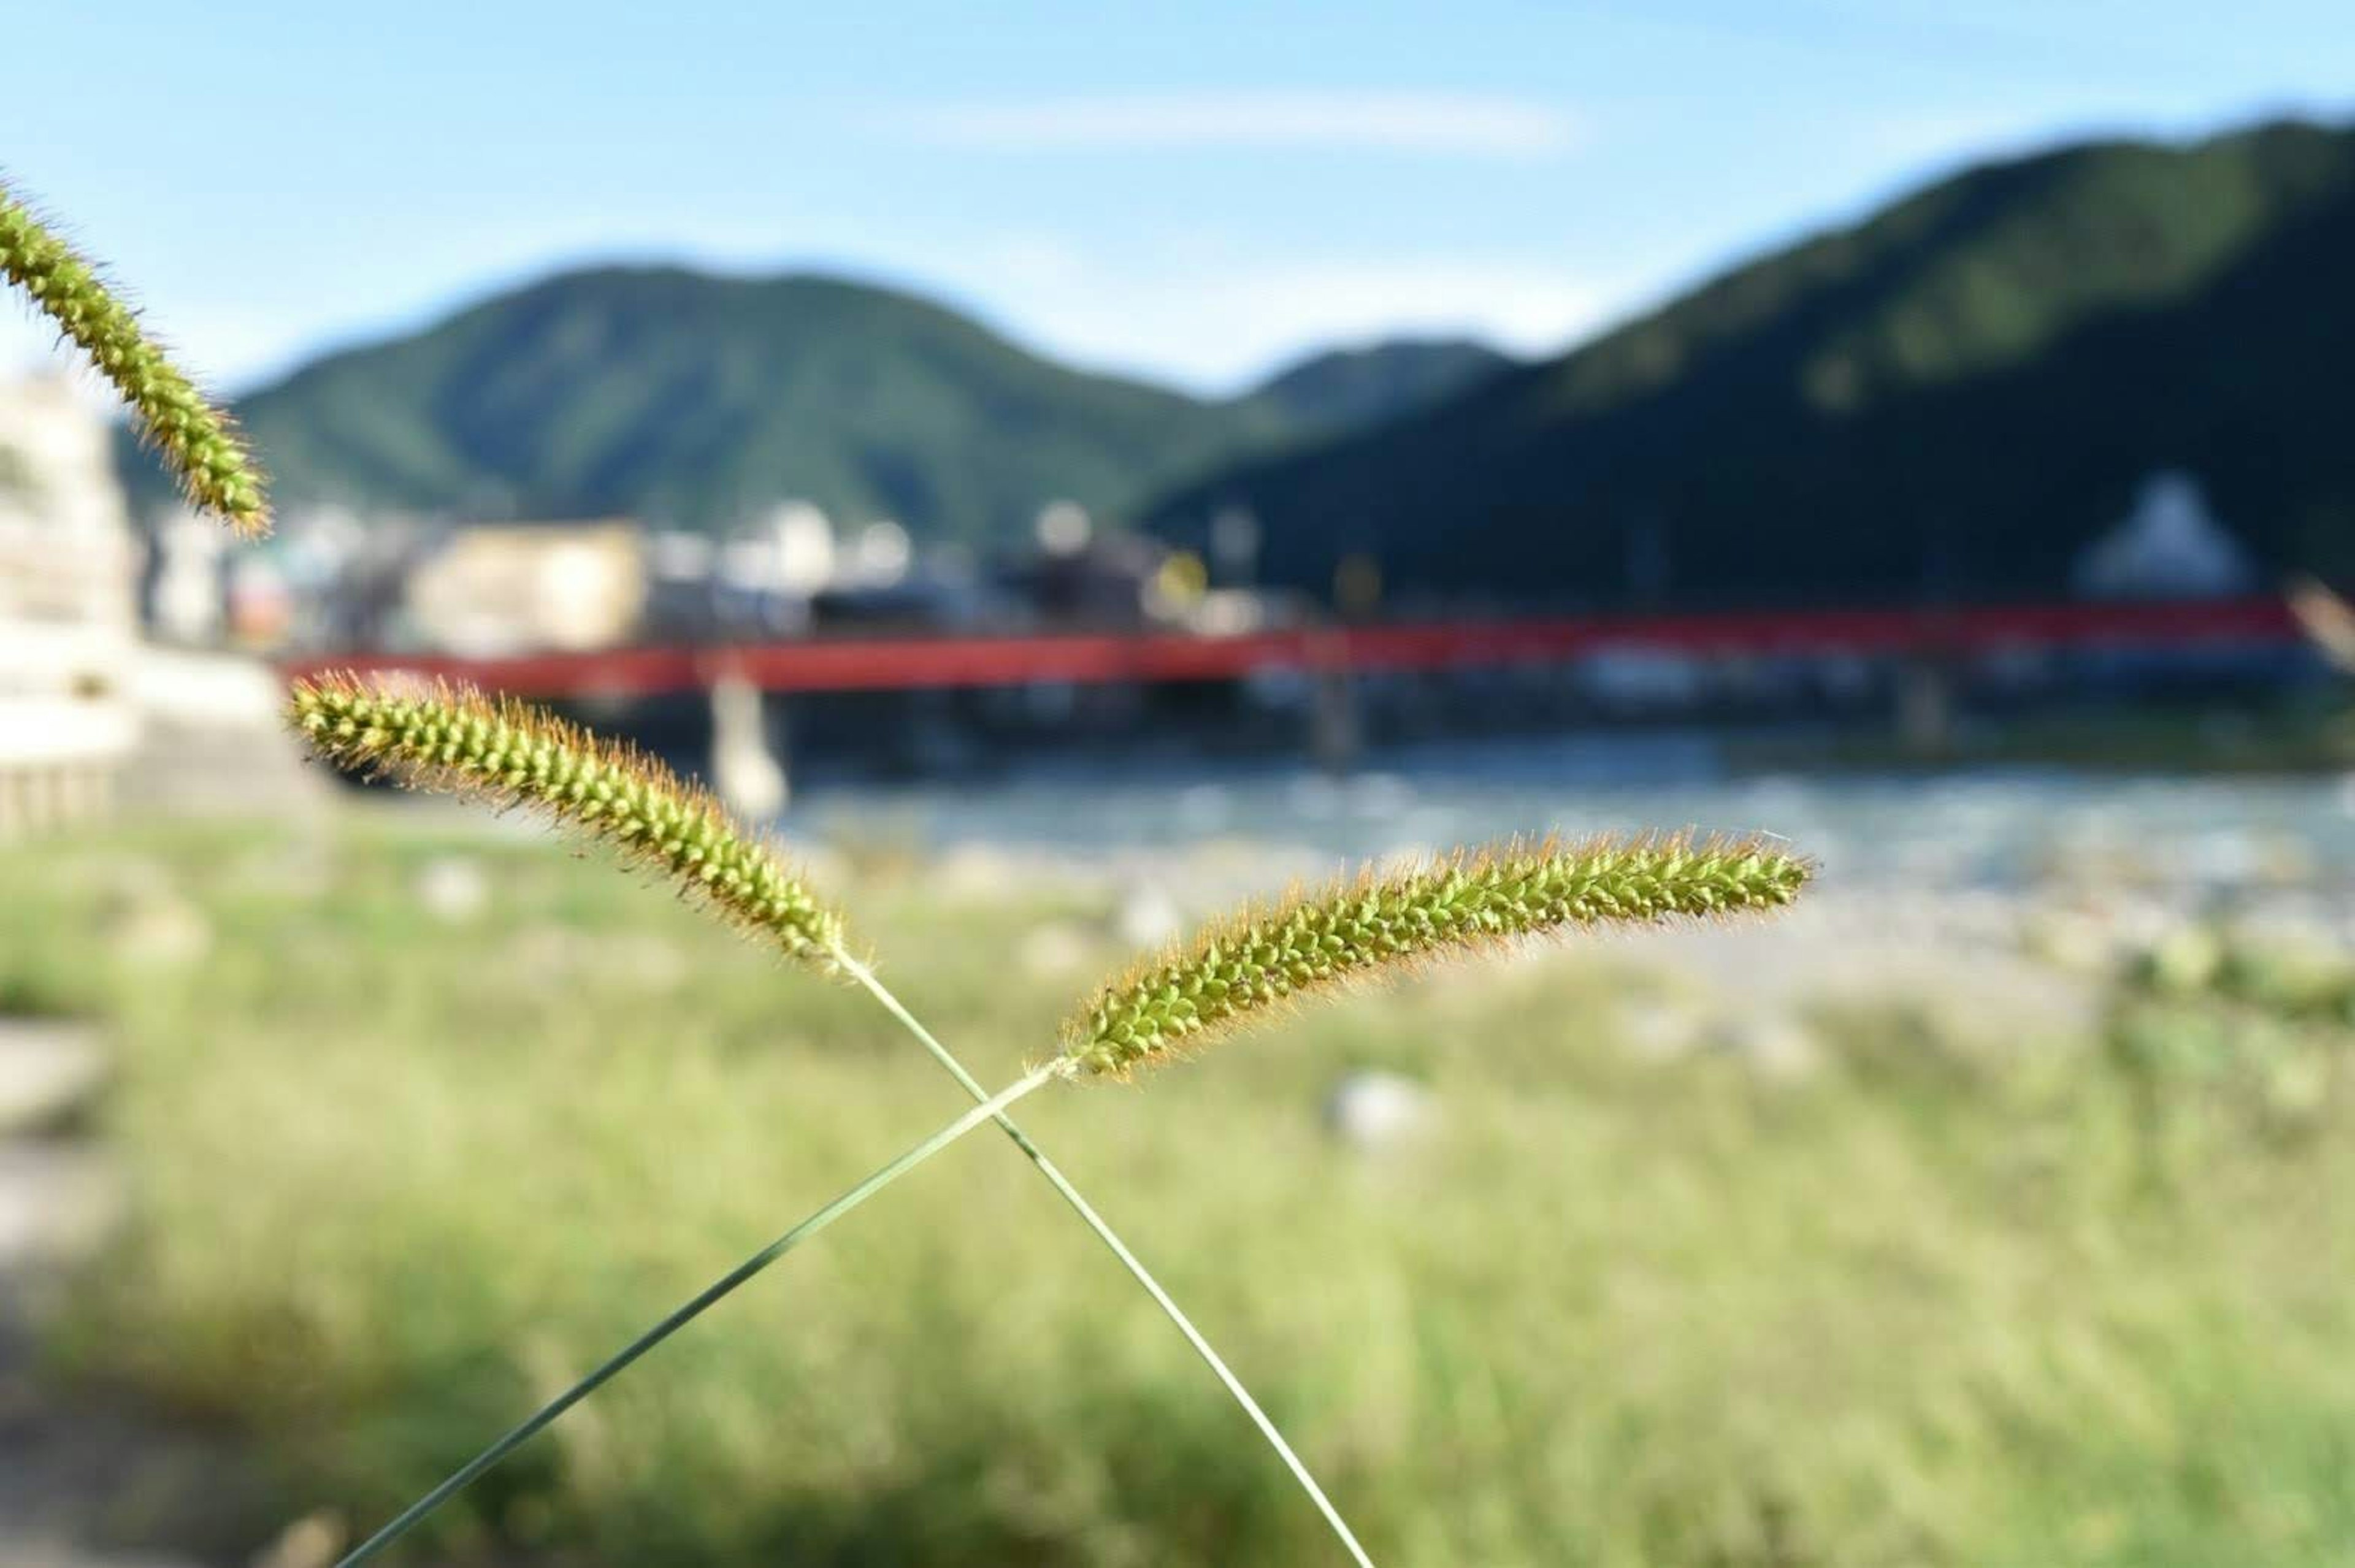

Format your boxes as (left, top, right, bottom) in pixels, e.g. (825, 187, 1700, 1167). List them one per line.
(295, 675, 1810, 1566)
(332, 975, 1381, 1568)
(833, 949, 1380, 1568)
(293, 673, 1382, 1565)
(332, 1058, 1070, 1568)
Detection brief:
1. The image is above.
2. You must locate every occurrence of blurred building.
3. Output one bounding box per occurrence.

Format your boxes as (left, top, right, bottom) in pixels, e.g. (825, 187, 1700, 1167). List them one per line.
(841, 519, 913, 589)
(704, 502, 838, 636)
(403, 518, 648, 656)
(1006, 503, 1187, 627)
(144, 501, 385, 653)
(645, 527, 722, 639)
(0, 373, 140, 837)
(2074, 472, 2255, 600)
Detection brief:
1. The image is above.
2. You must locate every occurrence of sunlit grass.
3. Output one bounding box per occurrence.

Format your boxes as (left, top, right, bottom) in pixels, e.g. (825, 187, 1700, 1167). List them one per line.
(8, 812, 2355, 1566)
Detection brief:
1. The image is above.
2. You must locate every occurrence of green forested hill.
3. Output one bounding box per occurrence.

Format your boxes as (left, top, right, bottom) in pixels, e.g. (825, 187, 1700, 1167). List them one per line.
(118, 267, 1509, 547)
(1151, 118, 2355, 607)
(148, 269, 1290, 545)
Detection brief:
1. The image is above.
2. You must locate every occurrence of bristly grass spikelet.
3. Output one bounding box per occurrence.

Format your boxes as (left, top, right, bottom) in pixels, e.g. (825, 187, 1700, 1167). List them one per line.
(288, 672, 844, 965)
(305, 673, 1385, 1568)
(0, 183, 269, 535)
(1061, 831, 1812, 1077)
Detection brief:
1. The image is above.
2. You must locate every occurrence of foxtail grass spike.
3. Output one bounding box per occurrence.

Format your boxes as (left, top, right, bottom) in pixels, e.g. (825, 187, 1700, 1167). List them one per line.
(835, 954, 1380, 1567)
(1062, 832, 1811, 1077)
(0, 185, 269, 535)
(288, 673, 844, 965)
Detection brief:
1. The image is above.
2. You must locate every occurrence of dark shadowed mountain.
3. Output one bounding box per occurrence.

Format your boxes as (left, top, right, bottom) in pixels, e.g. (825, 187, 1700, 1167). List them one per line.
(118, 268, 1506, 548)
(1243, 337, 1515, 436)
(1151, 117, 2355, 608)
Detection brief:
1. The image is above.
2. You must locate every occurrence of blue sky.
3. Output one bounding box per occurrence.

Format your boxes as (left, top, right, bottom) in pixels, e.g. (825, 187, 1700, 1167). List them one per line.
(4, 1, 2351, 396)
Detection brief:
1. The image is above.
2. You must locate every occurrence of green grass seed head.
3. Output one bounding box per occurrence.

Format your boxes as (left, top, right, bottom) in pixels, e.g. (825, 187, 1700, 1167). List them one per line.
(0, 185, 270, 536)
(1059, 830, 1812, 1078)
(288, 672, 845, 965)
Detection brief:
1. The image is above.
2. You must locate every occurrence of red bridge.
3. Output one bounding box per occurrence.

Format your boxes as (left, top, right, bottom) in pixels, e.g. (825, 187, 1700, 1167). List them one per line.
(281, 596, 2305, 700)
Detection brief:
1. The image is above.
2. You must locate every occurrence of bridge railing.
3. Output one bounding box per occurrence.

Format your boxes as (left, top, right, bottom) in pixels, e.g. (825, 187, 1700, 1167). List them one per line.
(277, 596, 2305, 700)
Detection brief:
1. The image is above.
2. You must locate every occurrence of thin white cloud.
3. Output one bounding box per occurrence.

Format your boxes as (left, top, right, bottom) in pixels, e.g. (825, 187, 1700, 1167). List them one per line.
(0, 218, 1623, 407)
(959, 234, 1623, 388)
(902, 91, 1585, 159)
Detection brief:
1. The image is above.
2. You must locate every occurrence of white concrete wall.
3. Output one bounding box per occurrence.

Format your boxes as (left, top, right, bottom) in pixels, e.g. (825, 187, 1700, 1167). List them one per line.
(0, 373, 142, 841)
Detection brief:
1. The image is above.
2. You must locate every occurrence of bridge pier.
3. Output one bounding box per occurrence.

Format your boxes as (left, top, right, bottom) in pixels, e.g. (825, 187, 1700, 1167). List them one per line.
(1310, 668, 1361, 773)
(1896, 657, 1956, 759)
(708, 675, 789, 822)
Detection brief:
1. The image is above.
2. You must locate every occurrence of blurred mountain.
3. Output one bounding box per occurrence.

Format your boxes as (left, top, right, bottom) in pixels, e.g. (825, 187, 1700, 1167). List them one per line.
(1151, 117, 2355, 607)
(1244, 338, 1515, 435)
(120, 268, 1503, 547)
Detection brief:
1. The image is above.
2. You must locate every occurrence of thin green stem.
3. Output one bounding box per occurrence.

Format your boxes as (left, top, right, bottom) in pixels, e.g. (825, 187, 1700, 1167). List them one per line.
(332, 1061, 1062, 1568)
(835, 949, 1379, 1568)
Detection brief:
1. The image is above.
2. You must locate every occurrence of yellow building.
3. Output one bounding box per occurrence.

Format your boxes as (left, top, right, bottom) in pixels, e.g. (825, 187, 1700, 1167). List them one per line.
(404, 518, 649, 656)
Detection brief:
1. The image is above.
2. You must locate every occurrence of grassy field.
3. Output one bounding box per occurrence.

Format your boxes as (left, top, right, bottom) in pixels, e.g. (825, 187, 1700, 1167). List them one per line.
(7, 810, 2355, 1566)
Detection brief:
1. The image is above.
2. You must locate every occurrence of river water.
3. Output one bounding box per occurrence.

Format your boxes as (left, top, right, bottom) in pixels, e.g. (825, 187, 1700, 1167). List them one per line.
(778, 733, 2355, 895)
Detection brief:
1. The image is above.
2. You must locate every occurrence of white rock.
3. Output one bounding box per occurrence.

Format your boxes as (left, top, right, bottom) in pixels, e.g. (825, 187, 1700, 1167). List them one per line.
(413, 856, 490, 924)
(0, 1022, 107, 1134)
(1115, 882, 1184, 950)
(1321, 1070, 1437, 1152)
